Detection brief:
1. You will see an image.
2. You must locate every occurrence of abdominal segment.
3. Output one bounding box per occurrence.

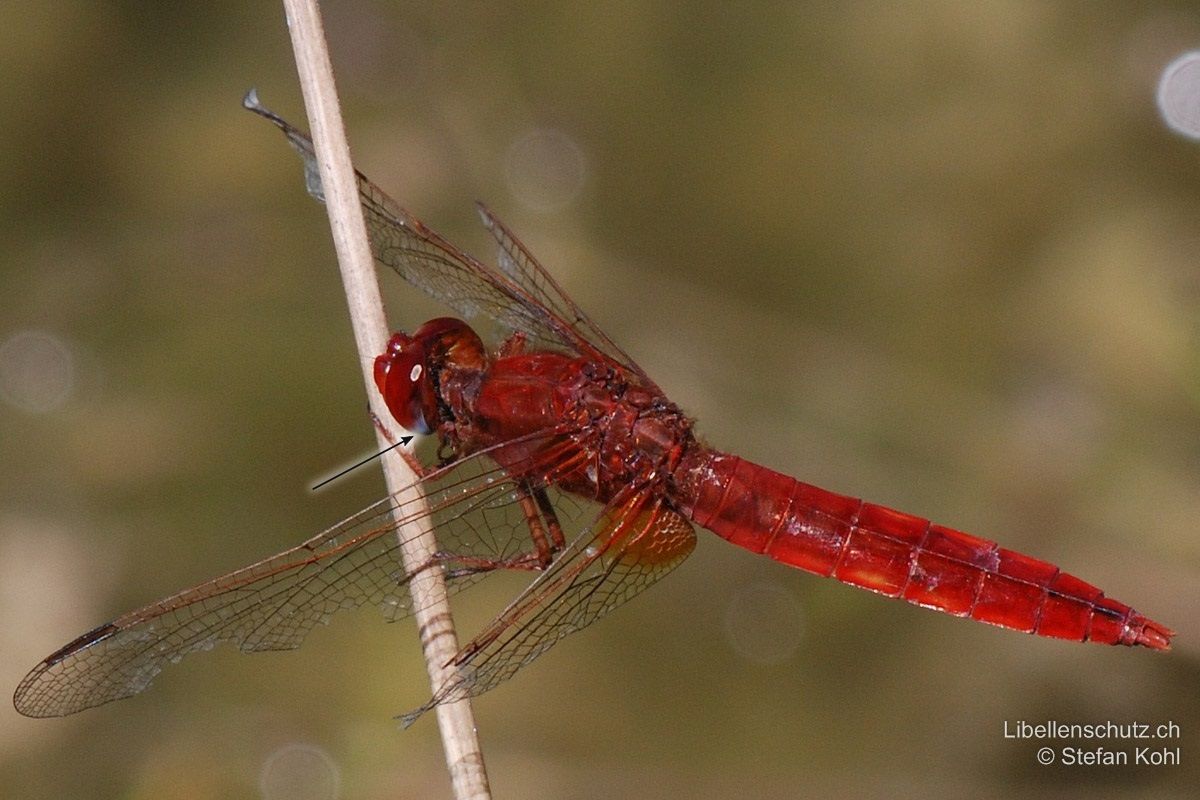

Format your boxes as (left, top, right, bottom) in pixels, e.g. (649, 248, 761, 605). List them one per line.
(675, 450, 1172, 650)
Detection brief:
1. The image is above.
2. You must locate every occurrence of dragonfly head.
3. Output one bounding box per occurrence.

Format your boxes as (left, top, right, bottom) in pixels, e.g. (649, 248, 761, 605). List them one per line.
(374, 317, 486, 436)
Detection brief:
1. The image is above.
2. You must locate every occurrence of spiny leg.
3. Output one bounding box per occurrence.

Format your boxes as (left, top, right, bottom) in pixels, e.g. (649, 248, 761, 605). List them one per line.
(531, 485, 567, 551)
(417, 479, 570, 582)
(513, 479, 566, 568)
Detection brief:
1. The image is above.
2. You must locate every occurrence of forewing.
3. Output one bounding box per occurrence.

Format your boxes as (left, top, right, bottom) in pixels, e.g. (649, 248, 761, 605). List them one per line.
(13, 433, 585, 718)
(476, 204, 657, 388)
(244, 94, 619, 367)
(401, 493, 696, 726)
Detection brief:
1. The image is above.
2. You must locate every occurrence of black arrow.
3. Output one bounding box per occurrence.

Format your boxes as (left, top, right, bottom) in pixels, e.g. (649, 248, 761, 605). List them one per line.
(311, 436, 415, 491)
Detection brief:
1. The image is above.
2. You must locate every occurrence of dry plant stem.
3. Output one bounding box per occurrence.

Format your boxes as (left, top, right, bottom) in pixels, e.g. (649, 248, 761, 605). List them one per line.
(278, 1, 491, 797)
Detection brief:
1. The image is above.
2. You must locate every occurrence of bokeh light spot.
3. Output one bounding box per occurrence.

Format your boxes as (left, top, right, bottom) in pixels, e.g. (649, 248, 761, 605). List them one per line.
(722, 581, 806, 665)
(0, 329, 75, 413)
(504, 128, 587, 213)
(1157, 50, 1200, 139)
(259, 742, 340, 800)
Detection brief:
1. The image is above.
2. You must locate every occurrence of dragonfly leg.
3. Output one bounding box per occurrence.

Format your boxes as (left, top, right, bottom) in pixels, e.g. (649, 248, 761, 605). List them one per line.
(513, 480, 567, 567)
(532, 485, 567, 550)
(441, 552, 547, 579)
(414, 482, 567, 586)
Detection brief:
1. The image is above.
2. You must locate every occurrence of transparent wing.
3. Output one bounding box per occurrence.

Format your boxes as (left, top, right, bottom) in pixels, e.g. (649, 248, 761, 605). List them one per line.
(401, 491, 696, 727)
(13, 432, 589, 718)
(243, 92, 643, 376)
(476, 203, 656, 388)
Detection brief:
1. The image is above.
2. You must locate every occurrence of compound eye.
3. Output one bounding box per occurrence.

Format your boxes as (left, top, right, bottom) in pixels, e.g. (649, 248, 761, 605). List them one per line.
(373, 335, 435, 435)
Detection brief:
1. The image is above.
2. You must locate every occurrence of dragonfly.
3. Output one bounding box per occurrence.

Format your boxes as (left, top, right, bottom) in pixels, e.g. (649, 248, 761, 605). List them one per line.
(13, 96, 1174, 723)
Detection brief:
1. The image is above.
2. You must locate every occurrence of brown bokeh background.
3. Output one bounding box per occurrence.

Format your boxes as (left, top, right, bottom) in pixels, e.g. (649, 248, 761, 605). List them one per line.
(2, 2, 1198, 798)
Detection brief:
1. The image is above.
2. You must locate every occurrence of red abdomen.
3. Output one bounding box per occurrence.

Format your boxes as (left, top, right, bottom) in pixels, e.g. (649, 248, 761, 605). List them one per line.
(674, 451, 1172, 649)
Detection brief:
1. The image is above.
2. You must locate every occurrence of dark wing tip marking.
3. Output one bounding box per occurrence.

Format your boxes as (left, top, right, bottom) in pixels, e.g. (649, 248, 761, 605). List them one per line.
(43, 622, 120, 666)
(13, 622, 122, 717)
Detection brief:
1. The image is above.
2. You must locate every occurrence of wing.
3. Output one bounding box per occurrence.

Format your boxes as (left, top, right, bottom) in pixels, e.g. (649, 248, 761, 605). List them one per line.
(475, 203, 657, 388)
(12, 431, 588, 718)
(400, 490, 697, 727)
(243, 91, 650, 382)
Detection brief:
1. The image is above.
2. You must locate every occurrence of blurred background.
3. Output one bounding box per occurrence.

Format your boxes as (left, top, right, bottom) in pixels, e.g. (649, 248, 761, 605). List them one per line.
(2, 1, 1198, 798)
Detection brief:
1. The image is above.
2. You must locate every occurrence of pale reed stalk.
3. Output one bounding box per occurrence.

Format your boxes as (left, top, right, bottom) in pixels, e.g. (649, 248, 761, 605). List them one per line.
(276, 1, 491, 796)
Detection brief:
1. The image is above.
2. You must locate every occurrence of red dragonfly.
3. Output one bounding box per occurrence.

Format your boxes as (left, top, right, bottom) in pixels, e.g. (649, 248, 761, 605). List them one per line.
(13, 100, 1173, 723)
